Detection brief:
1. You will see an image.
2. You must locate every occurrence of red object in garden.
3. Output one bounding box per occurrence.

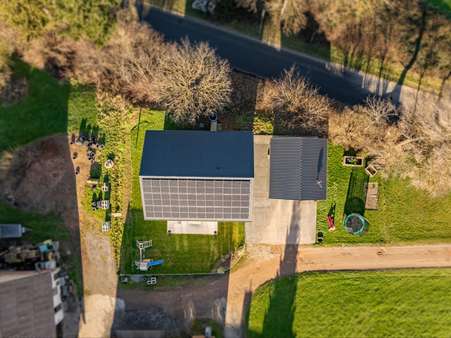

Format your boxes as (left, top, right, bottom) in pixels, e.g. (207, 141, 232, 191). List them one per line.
(327, 215, 336, 231)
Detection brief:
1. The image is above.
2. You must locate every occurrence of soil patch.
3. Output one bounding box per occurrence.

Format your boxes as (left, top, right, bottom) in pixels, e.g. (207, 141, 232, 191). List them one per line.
(0, 134, 77, 221)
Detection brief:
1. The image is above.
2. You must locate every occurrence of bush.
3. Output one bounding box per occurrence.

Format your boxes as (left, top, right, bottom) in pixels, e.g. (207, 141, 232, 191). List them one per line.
(329, 97, 451, 196)
(258, 67, 330, 136)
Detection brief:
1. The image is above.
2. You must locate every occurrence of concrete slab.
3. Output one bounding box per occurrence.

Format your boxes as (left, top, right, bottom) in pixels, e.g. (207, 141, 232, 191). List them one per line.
(167, 220, 218, 235)
(246, 136, 317, 245)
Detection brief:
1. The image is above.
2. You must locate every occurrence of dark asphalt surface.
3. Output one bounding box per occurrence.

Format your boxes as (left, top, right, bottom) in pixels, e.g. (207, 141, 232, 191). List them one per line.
(140, 6, 373, 105)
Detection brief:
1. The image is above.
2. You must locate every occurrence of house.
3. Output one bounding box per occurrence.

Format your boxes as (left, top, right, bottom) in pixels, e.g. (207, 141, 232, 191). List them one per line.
(269, 136, 327, 201)
(139, 131, 254, 229)
(0, 270, 64, 338)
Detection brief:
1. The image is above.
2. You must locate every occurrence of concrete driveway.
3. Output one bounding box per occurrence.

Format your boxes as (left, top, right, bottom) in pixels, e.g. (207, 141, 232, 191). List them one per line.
(246, 136, 317, 245)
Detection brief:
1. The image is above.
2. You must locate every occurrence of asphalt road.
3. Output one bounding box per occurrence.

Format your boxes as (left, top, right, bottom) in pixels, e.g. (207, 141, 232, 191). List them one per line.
(139, 6, 372, 105)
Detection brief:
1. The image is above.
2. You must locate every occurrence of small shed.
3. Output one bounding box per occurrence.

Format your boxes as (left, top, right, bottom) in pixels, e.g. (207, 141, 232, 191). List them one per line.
(0, 224, 26, 239)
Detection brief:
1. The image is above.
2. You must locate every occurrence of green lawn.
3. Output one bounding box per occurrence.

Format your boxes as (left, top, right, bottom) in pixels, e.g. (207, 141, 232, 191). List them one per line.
(0, 61, 98, 154)
(317, 144, 451, 244)
(247, 269, 451, 338)
(120, 111, 245, 274)
(426, 0, 451, 16)
(0, 202, 69, 243)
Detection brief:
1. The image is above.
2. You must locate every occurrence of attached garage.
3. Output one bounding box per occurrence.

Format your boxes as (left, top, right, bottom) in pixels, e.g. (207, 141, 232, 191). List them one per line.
(269, 136, 327, 201)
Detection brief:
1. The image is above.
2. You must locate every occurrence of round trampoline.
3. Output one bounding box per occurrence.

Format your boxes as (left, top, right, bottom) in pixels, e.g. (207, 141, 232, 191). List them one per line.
(343, 213, 368, 235)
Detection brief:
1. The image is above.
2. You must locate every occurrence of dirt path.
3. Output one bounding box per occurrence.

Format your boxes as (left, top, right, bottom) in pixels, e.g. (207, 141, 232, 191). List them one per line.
(0, 135, 119, 337)
(70, 141, 119, 338)
(116, 276, 229, 335)
(224, 244, 451, 338)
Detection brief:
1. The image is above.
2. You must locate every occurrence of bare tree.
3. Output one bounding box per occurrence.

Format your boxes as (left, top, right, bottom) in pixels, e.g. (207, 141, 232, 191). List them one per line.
(259, 67, 330, 135)
(99, 19, 166, 105)
(330, 95, 451, 195)
(151, 39, 232, 125)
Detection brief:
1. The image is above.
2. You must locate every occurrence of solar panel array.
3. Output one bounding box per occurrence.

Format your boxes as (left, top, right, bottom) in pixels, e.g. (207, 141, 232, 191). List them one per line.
(141, 178, 251, 220)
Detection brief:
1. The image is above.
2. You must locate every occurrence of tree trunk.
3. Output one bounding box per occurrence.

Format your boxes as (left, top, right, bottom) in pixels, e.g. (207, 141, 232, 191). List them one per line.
(438, 70, 451, 100)
(395, 7, 428, 88)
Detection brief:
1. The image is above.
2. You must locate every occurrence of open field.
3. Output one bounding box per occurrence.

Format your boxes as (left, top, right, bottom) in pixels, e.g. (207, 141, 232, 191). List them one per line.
(317, 144, 451, 244)
(247, 269, 451, 338)
(119, 111, 245, 274)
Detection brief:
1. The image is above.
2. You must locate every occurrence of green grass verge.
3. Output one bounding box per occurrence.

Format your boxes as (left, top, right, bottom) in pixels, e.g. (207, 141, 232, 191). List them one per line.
(247, 269, 451, 338)
(120, 111, 245, 274)
(317, 144, 451, 244)
(425, 0, 451, 16)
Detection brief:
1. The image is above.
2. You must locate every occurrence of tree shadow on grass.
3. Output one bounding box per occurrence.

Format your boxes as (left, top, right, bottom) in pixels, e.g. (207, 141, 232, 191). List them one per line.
(344, 168, 369, 216)
(0, 61, 84, 337)
(222, 71, 260, 132)
(248, 203, 302, 338)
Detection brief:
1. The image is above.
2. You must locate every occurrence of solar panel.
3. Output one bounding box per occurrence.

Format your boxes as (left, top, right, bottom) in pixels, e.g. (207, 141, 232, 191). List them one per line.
(141, 178, 251, 221)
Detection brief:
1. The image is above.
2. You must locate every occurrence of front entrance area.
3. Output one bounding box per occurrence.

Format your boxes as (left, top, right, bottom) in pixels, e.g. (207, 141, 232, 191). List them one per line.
(246, 136, 317, 245)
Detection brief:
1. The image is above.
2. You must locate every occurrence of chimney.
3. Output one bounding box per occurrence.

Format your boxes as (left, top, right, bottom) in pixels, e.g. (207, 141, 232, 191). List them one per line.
(209, 113, 218, 132)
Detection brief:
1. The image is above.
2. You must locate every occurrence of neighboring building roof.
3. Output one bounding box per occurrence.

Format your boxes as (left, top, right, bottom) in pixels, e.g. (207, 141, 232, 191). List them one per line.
(140, 131, 254, 178)
(0, 271, 56, 338)
(269, 137, 327, 200)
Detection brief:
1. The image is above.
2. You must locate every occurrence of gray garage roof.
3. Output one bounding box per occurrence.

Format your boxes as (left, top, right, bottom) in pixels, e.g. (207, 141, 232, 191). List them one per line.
(269, 137, 327, 200)
(140, 131, 254, 178)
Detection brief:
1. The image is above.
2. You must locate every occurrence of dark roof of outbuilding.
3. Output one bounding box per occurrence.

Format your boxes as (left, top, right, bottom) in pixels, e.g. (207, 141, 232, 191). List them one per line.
(140, 130, 254, 178)
(269, 137, 327, 200)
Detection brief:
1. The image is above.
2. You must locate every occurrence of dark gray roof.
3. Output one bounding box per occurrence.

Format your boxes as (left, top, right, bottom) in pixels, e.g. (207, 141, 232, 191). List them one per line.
(140, 131, 254, 178)
(269, 137, 327, 200)
(0, 271, 56, 338)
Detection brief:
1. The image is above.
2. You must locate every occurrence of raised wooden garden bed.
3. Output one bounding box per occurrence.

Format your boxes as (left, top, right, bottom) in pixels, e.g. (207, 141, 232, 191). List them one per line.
(343, 156, 364, 167)
(365, 164, 378, 177)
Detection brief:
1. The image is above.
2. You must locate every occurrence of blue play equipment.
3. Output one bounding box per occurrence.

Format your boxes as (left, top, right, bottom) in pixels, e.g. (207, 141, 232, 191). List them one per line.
(147, 259, 164, 268)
